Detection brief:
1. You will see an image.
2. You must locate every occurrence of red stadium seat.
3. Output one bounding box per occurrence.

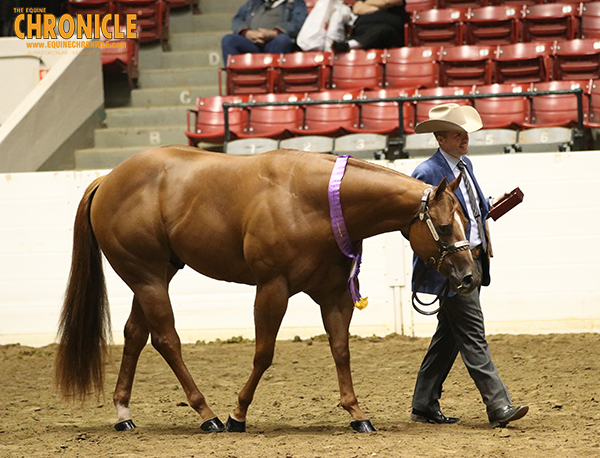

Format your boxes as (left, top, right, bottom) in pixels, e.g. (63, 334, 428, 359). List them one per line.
(405, 0, 437, 13)
(67, 0, 115, 19)
(585, 78, 600, 128)
(278, 51, 333, 93)
(290, 90, 361, 136)
(464, 5, 520, 45)
(114, 0, 170, 50)
(524, 80, 589, 128)
(331, 50, 385, 91)
(414, 86, 473, 127)
(408, 8, 469, 47)
(472, 83, 529, 129)
(521, 3, 578, 43)
(346, 88, 417, 135)
(438, 45, 494, 86)
(185, 95, 249, 145)
(437, 0, 485, 9)
(168, 0, 200, 14)
(236, 93, 304, 139)
(223, 53, 280, 95)
(487, 0, 536, 6)
(581, 2, 600, 39)
(383, 46, 441, 89)
(493, 42, 554, 84)
(100, 25, 140, 88)
(553, 38, 600, 81)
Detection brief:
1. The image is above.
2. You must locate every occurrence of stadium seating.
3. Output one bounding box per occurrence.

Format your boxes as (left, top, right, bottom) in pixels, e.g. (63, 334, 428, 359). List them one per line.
(114, 0, 170, 50)
(186, 95, 249, 145)
(226, 138, 279, 155)
(405, 0, 437, 13)
(414, 86, 473, 126)
(580, 2, 600, 39)
(472, 83, 529, 129)
(408, 8, 468, 47)
(437, 0, 485, 9)
(330, 50, 385, 91)
(100, 25, 139, 88)
(279, 136, 335, 153)
(467, 128, 518, 154)
(66, 0, 115, 19)
(464, 5, 520, 45)
(516, 127, 574, 152)
(223, 53, 279, 95)
(493, 42, 554, 84)
(438, 44, 494, 86)
(290, 90, 361, 136)
(520, 3, 578, 43)
(278, 51, 333, 93)
(347, 88, 417, 135)
(524, 80, 588, 128)
(383, 46, 441, 89)
(332, 133, 388, 159)
(168, 0, 200, 14)
(552, 38, 600, 81)
(236, 93, 304, 139)
(585, 78, 600, 128)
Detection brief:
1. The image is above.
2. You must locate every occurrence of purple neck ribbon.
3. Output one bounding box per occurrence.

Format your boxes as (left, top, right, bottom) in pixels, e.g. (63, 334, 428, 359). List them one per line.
(328, 155, 368, 310)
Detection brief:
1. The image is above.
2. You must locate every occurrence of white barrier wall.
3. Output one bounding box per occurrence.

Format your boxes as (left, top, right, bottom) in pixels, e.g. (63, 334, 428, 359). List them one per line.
(1, 151, 599, 346)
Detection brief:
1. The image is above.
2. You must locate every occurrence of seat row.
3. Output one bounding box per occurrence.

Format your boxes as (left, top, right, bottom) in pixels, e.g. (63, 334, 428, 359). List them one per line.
(221, 39, 600, 95)
(406, 2, 600, 47)
(403, 0, 596, 11)
(186, 79, 600, 146)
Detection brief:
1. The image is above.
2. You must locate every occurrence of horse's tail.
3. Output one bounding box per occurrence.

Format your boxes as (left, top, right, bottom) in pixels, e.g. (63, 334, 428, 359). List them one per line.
(55, 175, 111, 401)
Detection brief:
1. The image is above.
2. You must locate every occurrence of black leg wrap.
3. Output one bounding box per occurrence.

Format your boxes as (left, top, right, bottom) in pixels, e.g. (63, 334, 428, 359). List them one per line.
(200, 417, 225, 432)
(225, 415, 246, 432)
(114, 419, 136, 431)
(350, 419, 376, 433)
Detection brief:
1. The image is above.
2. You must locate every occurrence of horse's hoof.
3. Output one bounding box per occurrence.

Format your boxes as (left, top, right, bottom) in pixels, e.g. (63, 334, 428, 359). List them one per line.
(114, 419, 136, 431)
(350, 419, 376, 433)
(200, 417, 225, 432)
(225, 415, 246, 432)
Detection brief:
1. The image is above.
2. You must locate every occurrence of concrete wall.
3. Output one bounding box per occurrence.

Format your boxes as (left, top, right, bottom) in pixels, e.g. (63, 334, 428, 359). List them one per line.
(0, 37, 103, 173)
(1, 151, 599, 347)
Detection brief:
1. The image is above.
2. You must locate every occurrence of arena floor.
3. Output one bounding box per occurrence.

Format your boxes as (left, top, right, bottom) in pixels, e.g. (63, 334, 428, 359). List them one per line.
(1, 333, 598, 457)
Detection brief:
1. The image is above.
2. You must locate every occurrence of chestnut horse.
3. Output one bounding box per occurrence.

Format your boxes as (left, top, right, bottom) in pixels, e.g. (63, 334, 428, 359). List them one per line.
(55, 146, 479, 433)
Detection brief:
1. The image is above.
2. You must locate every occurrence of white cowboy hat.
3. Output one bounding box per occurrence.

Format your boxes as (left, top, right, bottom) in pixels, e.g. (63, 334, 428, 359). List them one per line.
(415, 103, 483, 134)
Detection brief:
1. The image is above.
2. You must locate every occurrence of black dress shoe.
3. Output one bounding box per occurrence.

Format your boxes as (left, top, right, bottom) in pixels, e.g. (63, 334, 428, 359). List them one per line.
(411, 408, 460, 424)
(332, 40, 350, 52)
(488, 405, 529, 428)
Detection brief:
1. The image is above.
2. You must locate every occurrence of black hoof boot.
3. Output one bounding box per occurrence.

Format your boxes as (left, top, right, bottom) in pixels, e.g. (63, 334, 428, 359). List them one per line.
(114, 419, 136, 431)
(200, 417, 225, 432)
(225, 415, 246, 432)
(350, 419, 376, 433)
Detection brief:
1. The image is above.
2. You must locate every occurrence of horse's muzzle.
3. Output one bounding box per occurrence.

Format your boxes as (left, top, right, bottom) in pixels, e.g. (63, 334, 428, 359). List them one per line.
(453, 270, 481, 296)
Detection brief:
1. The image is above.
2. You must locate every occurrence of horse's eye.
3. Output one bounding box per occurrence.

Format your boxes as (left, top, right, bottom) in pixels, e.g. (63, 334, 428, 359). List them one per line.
(439, 224, 452, 235)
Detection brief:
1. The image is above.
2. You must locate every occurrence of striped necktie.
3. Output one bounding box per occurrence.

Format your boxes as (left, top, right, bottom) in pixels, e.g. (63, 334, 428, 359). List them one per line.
(457, 160, 487, 252)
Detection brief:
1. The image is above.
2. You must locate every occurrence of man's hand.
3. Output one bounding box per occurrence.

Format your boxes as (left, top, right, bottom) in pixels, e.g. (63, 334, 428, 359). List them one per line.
(491, 191, 511, 207)
(245, 29, 264, 44)
(257, 28, 279, 42)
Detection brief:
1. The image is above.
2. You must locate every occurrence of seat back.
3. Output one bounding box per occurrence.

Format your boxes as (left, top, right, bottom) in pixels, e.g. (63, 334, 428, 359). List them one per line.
(331, 50, 385, 91)
(355, 88, 417, 134)
(526, 80, 588, 128)
(187, 95, 249, 143)
(465, 5, 520, 45)
(553, 38, 600, 81)
(493, 41, 554, 83)
(581, 2, 600, 39)
(239, 93, 304, 138)
(409, 8, 469, 47)
(384, 46, 441, 89)
(439, 44, 494, 86)
(521, 3, 578, 43)
(472, 83, 529, 128)
(414, 86, 473, 126)
(114, 0, 169, 48)
(586, 78, 600, 127)
(297, 90, 361, 135)
(278, 51, 333, 93)
(226, 53, 280, 95)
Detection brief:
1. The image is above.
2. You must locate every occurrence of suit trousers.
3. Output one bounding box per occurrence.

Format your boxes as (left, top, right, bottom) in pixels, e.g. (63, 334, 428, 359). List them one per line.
(411, 258, 511, 415)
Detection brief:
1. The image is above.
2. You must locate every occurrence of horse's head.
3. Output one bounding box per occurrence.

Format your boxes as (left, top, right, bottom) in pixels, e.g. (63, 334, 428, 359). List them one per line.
(409, 174, 481, 295)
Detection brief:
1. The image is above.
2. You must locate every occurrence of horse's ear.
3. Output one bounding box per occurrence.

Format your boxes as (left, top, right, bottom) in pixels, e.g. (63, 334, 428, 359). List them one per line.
(434, 177, 448, 200)
(448, 173, 462, 194)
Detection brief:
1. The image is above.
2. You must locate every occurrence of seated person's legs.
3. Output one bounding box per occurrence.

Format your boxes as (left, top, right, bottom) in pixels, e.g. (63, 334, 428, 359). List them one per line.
(221, 34, 262, 64)
(263, 33, 295, 54)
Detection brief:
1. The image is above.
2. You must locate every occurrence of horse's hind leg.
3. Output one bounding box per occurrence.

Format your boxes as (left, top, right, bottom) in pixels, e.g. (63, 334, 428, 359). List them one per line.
(116, 264, 224, 432)
(227, 277, 289, 432)
(314, 289, 376, 433)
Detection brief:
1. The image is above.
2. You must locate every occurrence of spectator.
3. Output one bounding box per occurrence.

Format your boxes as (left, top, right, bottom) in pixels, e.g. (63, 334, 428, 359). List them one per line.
(221, 0, 308, 64)
(332, 0, 406, 51)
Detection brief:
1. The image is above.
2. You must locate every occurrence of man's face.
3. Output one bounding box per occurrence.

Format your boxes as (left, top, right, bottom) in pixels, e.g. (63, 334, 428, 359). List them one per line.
(436, 130, 469, 159)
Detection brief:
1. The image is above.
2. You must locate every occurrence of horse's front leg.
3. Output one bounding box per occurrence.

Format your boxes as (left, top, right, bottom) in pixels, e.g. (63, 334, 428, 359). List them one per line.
(315, 289, 376, 433)
(226, 277, 289, 432)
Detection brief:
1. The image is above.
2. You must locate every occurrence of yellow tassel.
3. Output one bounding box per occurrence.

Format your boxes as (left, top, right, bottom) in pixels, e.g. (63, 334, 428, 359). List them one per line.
(354, 297, 368, 310)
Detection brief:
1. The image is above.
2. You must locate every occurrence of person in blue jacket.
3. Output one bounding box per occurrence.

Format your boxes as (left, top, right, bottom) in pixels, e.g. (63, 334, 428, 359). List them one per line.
(221, 0, 308, 64)
(409, 103, 528, 428)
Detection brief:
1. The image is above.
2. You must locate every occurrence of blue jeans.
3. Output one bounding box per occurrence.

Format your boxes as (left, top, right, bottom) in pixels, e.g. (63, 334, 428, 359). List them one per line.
(221, 33, 295, 65)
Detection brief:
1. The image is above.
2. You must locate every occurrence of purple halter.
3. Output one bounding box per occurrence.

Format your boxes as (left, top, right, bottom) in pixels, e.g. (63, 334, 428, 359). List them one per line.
(328, 155, 368, 310)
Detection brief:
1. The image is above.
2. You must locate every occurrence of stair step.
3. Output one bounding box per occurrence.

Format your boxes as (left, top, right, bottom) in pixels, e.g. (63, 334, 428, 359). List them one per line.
(193, 0, 242, 14)
(105, 105, 190, 128)
(140, 50, 223, 69)
(170, 12, 232, 33)
(139, 66, 220, 88)
(169, 32, 228, 51)
(131, 85, 220, 107)
(94, 125, 189, 148)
